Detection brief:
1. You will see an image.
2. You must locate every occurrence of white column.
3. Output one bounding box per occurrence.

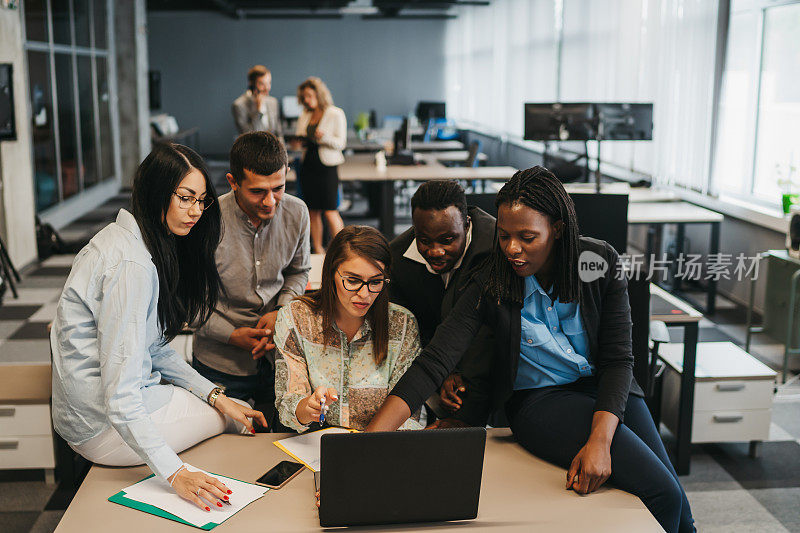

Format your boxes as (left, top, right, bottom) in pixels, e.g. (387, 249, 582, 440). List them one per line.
(0, 7, 38, 268)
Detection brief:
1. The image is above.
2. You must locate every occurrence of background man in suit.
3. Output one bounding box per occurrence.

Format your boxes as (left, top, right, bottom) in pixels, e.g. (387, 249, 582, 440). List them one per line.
(389, 180, 497, 423)
(232, 65, 284, 137)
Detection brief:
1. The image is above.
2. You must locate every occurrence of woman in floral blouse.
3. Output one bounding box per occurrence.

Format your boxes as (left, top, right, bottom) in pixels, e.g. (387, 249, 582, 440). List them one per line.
(274, 225, 422, 431)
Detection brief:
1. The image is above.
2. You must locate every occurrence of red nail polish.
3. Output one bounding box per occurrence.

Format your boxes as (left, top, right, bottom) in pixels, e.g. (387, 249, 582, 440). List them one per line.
(227, 490, 232, 494)
(217, 502, 222, 507)
(205, 507, 210, 511)
(250, 428, 256, 434)
(223, 495, 229, 500)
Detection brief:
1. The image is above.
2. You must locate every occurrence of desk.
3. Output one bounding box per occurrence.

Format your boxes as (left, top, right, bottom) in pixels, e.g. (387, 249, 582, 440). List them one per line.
(414, 150, 488, 164)
(650, 283, 703, 475)
(408, 140, 465, 151)
(54, 430, 660, 532)
(630, 201, 724, 315)
(289, 154, 516, 237)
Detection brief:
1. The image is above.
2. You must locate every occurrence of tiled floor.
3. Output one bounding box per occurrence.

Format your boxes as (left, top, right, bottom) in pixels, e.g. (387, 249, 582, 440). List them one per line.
(2, 165, 799, 532)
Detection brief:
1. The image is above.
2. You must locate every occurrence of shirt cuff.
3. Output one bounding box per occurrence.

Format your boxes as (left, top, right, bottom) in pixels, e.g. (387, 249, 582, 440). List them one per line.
(277, 291, 297, 309)
(150, 445, 185, 481)
(281, 394, 311, 433)
(184, 373, 218, 403)
(198, 318, 236, 345)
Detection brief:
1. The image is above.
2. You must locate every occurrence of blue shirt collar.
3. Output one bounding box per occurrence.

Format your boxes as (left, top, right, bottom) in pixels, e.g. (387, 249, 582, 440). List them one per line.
(524, 275, 551, 300)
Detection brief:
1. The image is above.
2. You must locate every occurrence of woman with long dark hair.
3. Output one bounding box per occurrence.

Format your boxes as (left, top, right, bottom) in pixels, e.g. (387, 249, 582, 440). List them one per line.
(365, 167, 695, 532)
(273, 225, 422, 431)
(51, 143, 267, 511)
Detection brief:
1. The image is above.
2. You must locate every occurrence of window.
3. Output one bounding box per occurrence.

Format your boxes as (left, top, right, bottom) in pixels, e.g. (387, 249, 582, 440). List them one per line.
(444, 0, 719, 193)
(23, 0, 118, 213)
(712, 1, 800, 207)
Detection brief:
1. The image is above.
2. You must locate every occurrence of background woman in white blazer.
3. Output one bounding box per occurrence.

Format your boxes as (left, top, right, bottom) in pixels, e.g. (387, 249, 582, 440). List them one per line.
(295, 77, 346, 253)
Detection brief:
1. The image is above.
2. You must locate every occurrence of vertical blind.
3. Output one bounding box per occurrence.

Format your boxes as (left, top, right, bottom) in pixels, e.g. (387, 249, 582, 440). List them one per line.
(444, 0, 719, 193)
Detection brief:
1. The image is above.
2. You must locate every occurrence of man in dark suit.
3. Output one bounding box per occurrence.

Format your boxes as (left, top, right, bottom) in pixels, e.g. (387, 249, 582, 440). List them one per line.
(389, 180, 496, 420)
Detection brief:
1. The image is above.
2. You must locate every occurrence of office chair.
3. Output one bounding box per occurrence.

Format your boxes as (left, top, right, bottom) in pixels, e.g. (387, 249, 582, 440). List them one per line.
(465, 139, 483, 168)
(628, 273, 669, 423)
(569, 192, 629, 254)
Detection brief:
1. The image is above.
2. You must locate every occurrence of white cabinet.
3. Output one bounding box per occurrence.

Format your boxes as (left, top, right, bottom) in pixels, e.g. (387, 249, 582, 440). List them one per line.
(660, 342, 776, 445)
(0, 363, 55, 481)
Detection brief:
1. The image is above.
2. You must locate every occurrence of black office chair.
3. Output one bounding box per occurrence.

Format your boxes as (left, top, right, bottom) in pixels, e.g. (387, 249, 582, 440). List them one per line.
(569, 192, 629, 254)
(628, 273, 670, 423)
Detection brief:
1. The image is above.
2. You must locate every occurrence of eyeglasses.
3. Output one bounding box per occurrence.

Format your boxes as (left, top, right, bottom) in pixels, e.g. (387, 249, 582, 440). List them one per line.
(337, 272, 390, 293)
(173, 192, 215, 211)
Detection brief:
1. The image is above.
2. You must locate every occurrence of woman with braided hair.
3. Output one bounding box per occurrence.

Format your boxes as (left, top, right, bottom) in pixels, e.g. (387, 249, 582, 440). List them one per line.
(366, 166, 695, 532)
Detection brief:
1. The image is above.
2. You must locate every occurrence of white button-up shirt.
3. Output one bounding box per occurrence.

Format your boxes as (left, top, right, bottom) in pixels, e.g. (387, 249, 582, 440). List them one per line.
(50, 209, 217, 480)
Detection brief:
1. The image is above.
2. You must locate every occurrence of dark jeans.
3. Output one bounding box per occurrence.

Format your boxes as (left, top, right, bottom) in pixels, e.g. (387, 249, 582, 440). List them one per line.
(507, 384, 695, 533)
(191, 357, 292, 433)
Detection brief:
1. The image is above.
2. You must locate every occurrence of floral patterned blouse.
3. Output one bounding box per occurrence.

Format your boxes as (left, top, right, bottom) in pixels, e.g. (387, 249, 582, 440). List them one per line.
(274, 299, 423, 432)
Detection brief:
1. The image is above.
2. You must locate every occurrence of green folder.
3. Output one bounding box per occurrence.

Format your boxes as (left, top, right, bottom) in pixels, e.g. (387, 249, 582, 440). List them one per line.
(108, 473, 259, 530)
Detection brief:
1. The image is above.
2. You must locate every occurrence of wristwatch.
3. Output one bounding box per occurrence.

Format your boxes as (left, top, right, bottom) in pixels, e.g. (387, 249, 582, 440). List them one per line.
(207, 387, 224, 407)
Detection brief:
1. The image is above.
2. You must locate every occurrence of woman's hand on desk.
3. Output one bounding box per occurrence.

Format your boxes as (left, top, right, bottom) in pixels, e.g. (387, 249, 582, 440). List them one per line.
(214, 394, 268, 434)
(296, 386, 339, 425)
(566, 439, 612, 495)
(169, 468, 232, 511)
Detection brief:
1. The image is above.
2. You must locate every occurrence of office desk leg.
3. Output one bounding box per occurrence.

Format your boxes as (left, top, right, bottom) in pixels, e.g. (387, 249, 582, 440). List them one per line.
(674, 223, 685, 292)
(378, 181, 396, 239)
(706, 222, 720, 315)
(675, 321, 698, 476)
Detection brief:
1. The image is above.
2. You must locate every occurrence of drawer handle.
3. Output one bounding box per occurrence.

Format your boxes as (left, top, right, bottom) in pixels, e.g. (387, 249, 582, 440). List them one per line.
(0, 440, 19, 450)
(0, 408, 15, 417)
(713, 414, 744, 423)
(716, 383, 745, 392)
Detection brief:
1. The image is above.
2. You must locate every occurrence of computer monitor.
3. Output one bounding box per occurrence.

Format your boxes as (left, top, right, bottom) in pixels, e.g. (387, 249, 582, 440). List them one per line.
(595, 103, 653, 140)
(281, 95, 303, 120)
(524, 103, 593, 141)
(415, 101, 446, 124)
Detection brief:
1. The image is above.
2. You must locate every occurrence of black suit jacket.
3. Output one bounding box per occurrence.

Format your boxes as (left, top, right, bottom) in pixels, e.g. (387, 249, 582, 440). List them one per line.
(390, 237, 642, 426)
(389, 205, 496, 344)
(389, 206, 496, 382)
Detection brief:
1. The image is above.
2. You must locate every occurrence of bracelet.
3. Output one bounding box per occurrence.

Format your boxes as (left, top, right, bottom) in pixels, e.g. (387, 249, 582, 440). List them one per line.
(207, 387, 224, 408)
(169, 464, 187, 487)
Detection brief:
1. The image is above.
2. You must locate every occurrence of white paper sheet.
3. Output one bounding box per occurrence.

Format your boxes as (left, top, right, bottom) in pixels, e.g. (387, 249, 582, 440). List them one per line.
(120, 465, 268, 528)
(273, 427, 352, 472)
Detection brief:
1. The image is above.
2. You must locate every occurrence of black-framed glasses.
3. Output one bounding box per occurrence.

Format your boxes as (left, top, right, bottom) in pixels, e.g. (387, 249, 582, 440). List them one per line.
(173, 192, 215, 211)
(337, 272, 390, 293)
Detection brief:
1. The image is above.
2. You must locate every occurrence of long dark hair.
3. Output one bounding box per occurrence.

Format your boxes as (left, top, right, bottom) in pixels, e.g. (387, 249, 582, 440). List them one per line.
(296, 225, 391, 365)
(131, 142, 222, 342)
(484, 166, 581, 306)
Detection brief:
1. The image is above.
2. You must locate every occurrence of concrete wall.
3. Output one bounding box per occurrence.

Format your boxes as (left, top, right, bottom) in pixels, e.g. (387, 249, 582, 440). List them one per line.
(0, 7, 38, 268)
(146, 12, 447, 156)
(116, 0, 150, 188)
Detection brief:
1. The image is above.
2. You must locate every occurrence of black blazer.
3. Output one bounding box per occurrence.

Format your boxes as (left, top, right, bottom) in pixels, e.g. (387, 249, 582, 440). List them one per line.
(390, 237, 642, 426)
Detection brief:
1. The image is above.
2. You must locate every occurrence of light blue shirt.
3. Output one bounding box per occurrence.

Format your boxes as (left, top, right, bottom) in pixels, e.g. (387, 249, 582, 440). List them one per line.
(50, 209, 217, 480)
(513, 275, 594, 390)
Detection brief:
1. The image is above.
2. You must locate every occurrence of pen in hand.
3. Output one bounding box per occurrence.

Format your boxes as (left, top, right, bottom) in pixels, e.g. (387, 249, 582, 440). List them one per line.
(319, 396, 327, 425)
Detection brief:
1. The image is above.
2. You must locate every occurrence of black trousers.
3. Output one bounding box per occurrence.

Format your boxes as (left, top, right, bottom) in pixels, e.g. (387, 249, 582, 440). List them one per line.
(507, 385, 695, 533)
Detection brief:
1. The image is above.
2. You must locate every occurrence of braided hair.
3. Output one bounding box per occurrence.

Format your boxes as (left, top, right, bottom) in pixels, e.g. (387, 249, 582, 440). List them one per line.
(484, 166, 581, 306)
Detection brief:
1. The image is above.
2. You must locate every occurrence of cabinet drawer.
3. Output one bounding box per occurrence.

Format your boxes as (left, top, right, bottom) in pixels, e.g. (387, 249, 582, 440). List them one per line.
(0, 404, 52, 437)
(690, 409, 772, 443)
(694, 379, 774, 411)
(0, 435, 55, 468)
